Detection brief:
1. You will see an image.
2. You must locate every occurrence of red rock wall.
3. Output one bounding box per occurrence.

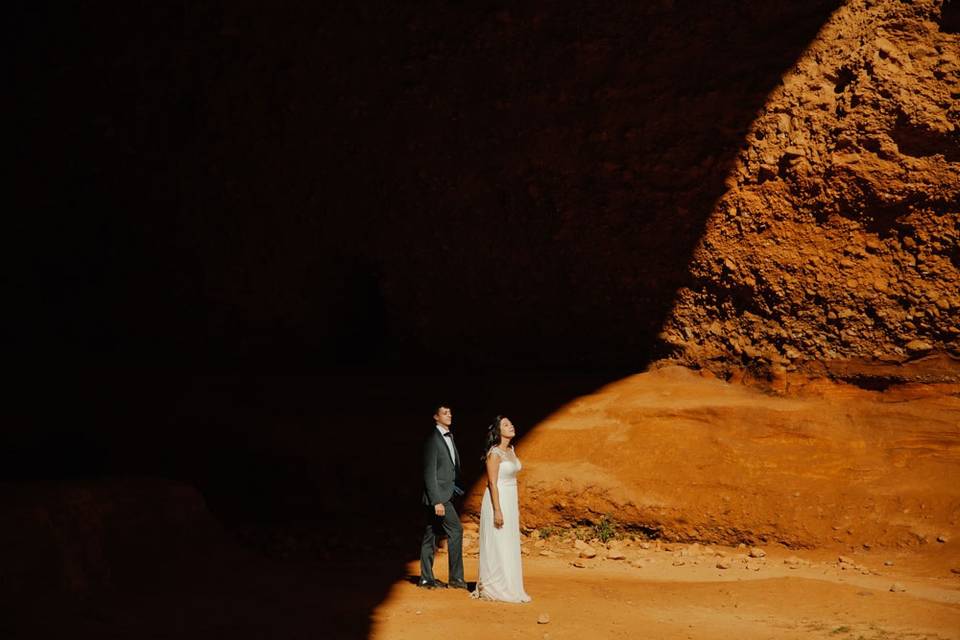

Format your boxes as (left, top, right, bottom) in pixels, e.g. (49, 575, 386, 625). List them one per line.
(663, 0, 960, 381)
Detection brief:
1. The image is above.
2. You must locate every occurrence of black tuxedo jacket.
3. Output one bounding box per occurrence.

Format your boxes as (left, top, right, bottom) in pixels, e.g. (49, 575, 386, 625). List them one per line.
(421, 427, 462, 506)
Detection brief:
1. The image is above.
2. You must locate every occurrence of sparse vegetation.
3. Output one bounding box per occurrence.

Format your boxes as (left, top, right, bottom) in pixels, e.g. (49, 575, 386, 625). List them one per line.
(537, 526, 559, 539)
(573, 526, 594, 541)
(594, 515, 618, 543)
(565, 515, 623, 542)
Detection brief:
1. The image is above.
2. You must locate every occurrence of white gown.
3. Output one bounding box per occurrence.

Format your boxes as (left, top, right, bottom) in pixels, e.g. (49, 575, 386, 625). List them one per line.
(471, 446, 531, 603)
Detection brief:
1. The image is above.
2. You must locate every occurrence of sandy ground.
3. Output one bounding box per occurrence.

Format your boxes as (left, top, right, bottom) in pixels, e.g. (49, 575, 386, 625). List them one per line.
(373, 544, 960, 640)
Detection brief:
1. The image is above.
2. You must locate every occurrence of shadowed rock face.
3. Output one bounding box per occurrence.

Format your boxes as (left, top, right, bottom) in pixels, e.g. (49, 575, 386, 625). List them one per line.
(16, 2, 957, 374)
(17, 0, 837, 371)
(664, 0, 960, 382)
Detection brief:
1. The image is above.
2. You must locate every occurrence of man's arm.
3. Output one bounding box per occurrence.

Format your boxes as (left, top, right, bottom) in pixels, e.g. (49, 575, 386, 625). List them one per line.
(423, 436, 444, 514)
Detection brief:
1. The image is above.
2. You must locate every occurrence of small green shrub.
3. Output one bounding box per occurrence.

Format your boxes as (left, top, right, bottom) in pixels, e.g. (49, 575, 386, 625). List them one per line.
(594, 515, 617, 543)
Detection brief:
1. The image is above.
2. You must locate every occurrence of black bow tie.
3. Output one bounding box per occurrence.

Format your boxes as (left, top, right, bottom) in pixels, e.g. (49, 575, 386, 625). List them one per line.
(443, 432, 453, 438)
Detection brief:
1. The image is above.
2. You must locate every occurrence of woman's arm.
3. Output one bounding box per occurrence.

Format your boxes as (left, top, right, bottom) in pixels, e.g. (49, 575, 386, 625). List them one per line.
(485, 451, 504, 528)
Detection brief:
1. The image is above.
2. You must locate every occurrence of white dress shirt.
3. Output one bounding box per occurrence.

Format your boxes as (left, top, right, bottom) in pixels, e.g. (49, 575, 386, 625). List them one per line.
(436, 423, 457, 465)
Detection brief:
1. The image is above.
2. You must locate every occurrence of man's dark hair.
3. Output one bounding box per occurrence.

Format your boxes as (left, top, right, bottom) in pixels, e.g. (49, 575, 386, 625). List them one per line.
(433, 403, 451, 416)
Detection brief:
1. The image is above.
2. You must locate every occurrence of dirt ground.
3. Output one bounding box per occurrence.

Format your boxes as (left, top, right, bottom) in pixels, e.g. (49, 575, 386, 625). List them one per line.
(373, 543, 960, 640)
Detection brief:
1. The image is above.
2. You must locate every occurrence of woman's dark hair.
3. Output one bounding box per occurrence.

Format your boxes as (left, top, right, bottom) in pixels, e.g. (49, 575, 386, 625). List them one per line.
(482, 415, 508, 460)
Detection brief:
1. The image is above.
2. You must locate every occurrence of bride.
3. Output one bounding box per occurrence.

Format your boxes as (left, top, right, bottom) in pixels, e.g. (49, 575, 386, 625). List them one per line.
(470, 415, 531, 603)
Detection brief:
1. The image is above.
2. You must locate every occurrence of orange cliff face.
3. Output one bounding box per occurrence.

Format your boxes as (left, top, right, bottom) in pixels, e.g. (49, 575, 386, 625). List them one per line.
(663, 0, 960, 382)
(464, 366, 960, 556)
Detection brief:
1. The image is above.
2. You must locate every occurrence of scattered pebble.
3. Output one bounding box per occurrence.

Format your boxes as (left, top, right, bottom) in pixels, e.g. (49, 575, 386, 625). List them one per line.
(716, 559, 732, 569)
(748, 547, 766, 558)
(937, 535, 949, 543)
(884, 560, 894, 566)
(889, 583, 907, 593)
(537, 613, 550, 624)
(906, 340, 932, 354)
(580, 547, 598, 559)
(571, 561, 587, 568)
(606, 550, 626, 560)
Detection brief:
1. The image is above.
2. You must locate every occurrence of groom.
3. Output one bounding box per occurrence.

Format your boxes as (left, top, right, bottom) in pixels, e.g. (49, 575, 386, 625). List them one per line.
(419, 403, 467, 589)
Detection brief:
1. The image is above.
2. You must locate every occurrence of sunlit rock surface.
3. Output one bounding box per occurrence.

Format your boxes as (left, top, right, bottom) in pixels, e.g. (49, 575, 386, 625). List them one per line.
(664, 0, 960, 382)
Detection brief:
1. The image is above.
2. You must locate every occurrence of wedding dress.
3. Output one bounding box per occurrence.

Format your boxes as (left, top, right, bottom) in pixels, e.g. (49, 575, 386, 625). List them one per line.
(471, 446, 531, 603)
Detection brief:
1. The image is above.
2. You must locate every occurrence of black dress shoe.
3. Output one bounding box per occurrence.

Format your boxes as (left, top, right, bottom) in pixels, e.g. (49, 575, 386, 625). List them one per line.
(417, 579, 447, 589)
(447, 580, 469, 590)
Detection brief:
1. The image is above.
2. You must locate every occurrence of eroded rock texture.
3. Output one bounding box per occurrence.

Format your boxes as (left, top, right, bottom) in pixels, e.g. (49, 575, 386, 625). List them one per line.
(664, 0, 960, 380)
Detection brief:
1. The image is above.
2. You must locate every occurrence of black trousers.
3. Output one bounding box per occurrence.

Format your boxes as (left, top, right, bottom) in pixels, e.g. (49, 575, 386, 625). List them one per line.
(419, 500, 464, 584)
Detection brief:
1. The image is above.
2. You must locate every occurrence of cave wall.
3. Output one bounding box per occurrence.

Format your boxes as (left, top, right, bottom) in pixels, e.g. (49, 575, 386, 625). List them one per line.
(663, 0, 960, 380)
(17, 0, 840, 371)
